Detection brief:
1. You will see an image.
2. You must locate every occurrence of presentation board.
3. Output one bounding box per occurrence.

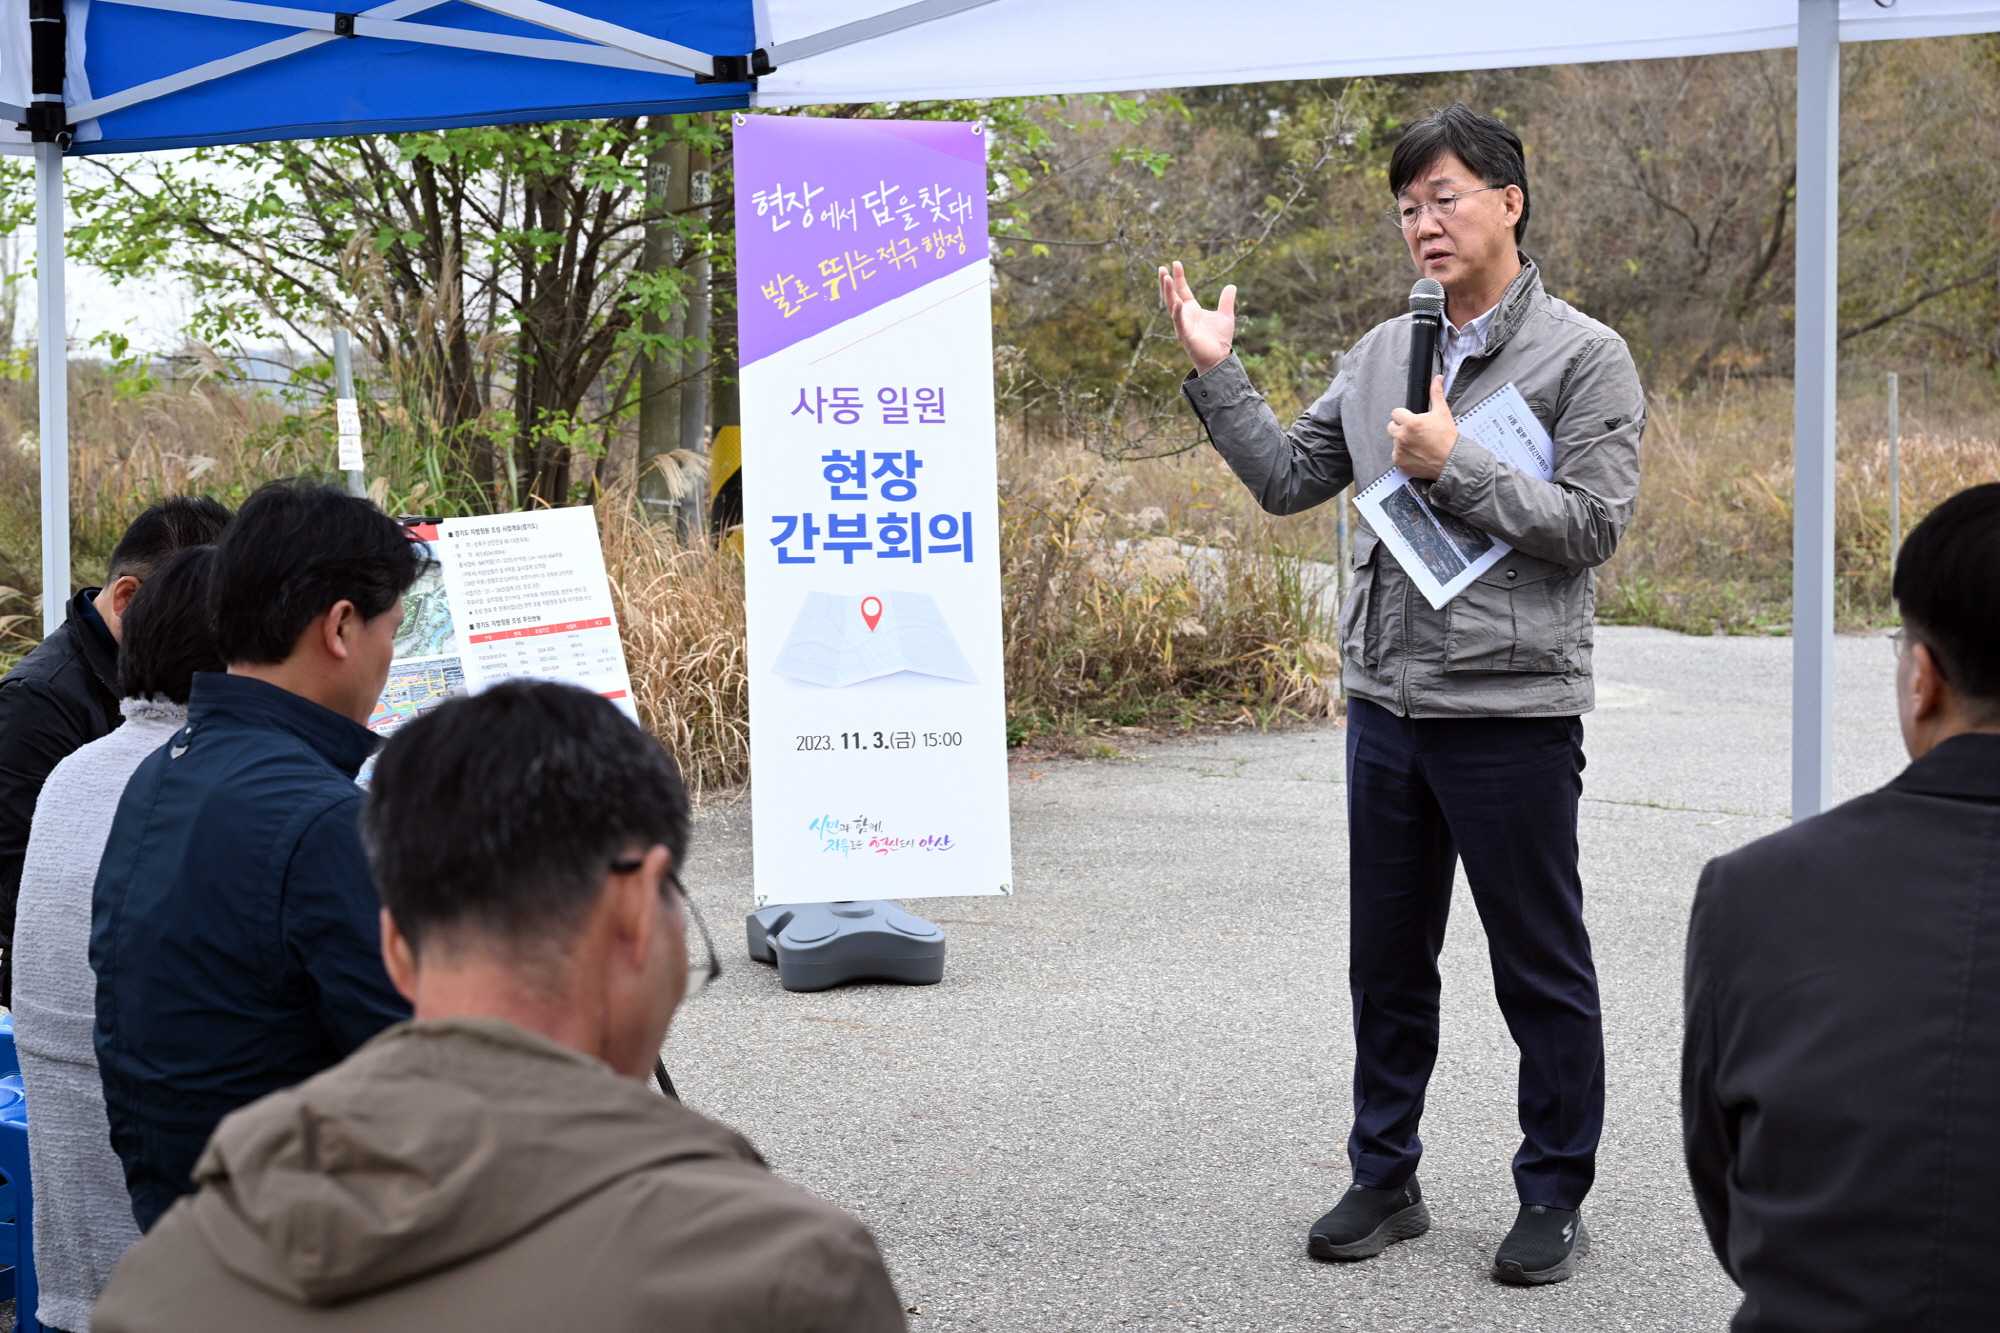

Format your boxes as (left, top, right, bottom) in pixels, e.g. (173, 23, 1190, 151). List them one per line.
(734, 114, 1012, 909)
(369, 506, 636, 738)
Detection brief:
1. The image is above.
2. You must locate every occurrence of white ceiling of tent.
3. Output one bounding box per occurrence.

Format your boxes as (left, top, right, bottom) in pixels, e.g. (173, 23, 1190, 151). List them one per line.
(754, 0, 2000, 105)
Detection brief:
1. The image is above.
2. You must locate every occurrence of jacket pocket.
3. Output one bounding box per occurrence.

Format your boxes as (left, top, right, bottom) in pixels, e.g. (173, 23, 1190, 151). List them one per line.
(1339, 531, 1380, 673)
(1442, 557, 1575, 674)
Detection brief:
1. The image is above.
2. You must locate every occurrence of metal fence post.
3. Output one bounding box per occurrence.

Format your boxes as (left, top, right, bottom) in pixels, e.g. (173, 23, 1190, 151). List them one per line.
(1791, 0, 1839, 820)
(35, 140, 68, 636)
(1886, 371, 1900, 572)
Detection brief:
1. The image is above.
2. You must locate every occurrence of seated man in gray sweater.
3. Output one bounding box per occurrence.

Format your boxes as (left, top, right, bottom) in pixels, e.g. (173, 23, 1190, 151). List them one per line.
(14, 545, 224, 1333)
(0, 496, 230, 1004)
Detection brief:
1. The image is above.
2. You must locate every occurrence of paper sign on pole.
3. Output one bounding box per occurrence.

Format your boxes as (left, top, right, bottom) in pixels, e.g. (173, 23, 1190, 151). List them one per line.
(734, 114, 1011, 909)
(335, 397, 363, 473)
(368, 506, 636, 738)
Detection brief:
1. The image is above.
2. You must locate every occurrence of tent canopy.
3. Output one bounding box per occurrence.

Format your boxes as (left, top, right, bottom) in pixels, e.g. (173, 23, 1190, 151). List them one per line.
(0, 0, 1992, 155)
(4, 0, 1995, 817)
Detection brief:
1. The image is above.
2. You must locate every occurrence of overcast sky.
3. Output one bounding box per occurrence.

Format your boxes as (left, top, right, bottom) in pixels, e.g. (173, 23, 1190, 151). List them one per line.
(48, 261, 199, 354)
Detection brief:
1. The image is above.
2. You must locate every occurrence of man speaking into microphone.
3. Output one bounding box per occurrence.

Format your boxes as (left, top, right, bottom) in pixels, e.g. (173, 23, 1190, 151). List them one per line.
(1160, 104, 1642, 1285)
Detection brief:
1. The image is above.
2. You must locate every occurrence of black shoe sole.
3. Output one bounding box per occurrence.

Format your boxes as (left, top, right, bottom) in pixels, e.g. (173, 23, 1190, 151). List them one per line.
(1307, 1202, 1432, 1261)
(1491, 1217, 1588, 1286)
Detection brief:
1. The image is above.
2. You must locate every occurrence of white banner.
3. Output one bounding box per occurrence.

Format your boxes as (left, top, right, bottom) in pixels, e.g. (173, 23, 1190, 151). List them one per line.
(735, 114, 1012, 908)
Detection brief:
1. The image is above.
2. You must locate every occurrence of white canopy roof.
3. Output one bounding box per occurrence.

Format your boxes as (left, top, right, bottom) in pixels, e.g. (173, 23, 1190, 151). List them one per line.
(755, 0, 2000, 104)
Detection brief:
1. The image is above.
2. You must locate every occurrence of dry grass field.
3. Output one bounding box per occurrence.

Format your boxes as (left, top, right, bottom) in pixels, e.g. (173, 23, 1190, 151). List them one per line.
(0, 362, 1995, 786)
(1598, 372, 2000, 634)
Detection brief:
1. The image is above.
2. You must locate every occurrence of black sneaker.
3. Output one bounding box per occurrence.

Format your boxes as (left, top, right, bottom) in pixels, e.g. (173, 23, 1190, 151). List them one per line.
(1492, 1204, 1587, 1285)
(1307, 1179, 1431, 1261)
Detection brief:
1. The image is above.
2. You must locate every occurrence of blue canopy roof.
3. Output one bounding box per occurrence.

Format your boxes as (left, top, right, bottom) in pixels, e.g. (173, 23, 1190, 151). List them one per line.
(71, 0, 754, 154)
(0, 0, 774, 156)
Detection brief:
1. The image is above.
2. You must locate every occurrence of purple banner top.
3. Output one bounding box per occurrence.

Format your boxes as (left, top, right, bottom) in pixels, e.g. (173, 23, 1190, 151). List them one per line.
(734, 115, 989, 367)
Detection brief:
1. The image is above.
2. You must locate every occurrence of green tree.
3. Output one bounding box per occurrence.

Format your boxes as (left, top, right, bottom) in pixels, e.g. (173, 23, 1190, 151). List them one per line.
(66, 117, 721, 509)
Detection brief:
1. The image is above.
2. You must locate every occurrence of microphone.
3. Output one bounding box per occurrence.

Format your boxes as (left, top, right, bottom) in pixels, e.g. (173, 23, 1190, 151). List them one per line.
(1405, 278, 1445, 413)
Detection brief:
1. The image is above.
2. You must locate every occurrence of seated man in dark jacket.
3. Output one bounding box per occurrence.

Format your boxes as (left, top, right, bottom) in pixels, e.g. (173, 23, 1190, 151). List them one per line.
(95, 681, 908, 1333)
(91, 480, 420, 1230)
(0, 495, 231, 1003)
(1682, 482, 2000, 1332)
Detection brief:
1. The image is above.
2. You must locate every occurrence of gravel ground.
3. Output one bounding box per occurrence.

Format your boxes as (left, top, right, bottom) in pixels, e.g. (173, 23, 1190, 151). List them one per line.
(667, 625, 1908, 1332)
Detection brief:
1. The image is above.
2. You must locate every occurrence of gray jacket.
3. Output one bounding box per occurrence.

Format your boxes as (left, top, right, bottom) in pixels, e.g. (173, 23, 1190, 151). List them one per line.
(1182, 257, 1644, 717)
(15, 698, 180, 1331)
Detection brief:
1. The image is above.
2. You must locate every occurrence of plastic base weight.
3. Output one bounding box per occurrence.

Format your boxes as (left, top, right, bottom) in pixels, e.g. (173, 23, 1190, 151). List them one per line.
(746, 901, 946, 992)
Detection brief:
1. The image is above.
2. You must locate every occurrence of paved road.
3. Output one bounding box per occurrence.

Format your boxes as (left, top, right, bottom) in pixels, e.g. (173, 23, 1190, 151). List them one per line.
(670, 626, 1907, 1332)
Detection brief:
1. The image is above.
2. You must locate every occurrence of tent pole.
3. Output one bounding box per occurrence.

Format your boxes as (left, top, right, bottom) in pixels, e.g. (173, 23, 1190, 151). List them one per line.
(36, 139, 68, 638)
(1792, 0, 1839, 820)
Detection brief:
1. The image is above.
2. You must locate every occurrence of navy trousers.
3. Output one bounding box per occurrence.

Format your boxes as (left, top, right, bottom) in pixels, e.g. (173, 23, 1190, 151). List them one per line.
(1344, 696, 1604, 1210)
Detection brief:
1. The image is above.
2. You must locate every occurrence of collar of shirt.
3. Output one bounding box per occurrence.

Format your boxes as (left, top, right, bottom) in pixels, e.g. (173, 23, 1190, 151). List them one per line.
(1441, 302, 1500, 396)
(185, 671, 381, 779)
(74, 587, 118, 658)
(1889, 731, 2000, 805)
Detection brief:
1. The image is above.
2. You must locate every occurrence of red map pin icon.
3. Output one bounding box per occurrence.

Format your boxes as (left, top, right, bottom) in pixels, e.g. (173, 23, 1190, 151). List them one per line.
(860, 596, 884, 631)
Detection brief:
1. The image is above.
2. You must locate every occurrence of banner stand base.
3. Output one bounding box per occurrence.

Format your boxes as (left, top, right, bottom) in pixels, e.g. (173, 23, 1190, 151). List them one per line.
(746, 902, 946, 992)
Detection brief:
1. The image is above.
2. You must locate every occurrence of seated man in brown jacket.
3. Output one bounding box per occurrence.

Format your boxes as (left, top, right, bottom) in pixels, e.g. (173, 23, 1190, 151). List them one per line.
(95, 679, 907, 1333)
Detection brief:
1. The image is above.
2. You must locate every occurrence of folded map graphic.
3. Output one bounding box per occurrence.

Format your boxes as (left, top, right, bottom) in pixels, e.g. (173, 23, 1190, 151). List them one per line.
(772, 590, 978, 688)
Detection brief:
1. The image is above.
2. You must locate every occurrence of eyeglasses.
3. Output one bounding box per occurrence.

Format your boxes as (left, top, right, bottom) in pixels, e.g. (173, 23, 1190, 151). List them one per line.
(609, 853, 722, 1002)
(674, 874, 723, 1002)
(1389, 186, 1505, 231)
(1888, 627, 1951, 679)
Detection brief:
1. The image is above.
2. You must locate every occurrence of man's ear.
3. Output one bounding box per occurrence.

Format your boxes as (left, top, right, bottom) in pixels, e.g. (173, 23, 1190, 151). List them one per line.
(320, 599, 360, 662)
(606, 845, 672, 967)
(380, 908, 419, 1002)
(1910, 641, 1952, 723)
(107, 574, 144, 619)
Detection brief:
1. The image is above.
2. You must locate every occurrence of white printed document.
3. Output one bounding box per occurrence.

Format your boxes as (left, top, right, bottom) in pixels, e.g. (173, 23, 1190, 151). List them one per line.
(1355, 383, 1556, 610)
(367, 506, 636, 739)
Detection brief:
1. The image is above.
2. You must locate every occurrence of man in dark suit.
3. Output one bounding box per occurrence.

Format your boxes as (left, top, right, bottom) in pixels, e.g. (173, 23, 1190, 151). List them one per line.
(1682, 482, 2000, 1332)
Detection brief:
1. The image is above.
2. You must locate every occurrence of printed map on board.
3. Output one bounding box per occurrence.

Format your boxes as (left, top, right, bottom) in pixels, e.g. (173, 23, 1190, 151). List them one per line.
(368, 655, 464, 736)
(394, 563, 456, 659)
(368, 549, 466, 738)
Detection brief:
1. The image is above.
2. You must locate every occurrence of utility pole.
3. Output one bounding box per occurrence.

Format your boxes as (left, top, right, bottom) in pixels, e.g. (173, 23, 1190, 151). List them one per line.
(637, 116, 688, 522)
(679, 115, 713, 540)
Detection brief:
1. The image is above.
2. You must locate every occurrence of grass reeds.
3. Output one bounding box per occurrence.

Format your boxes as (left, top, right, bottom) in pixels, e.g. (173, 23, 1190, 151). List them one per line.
(1597, 376, 2000, 634)
(596, 494, 749, 795)
(3, 362, 1997, 788)
(999, 449, 1341, 746)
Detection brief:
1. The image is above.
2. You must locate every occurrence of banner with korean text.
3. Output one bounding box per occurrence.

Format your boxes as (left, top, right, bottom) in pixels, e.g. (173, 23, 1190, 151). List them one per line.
(734, 114, 1011, 909)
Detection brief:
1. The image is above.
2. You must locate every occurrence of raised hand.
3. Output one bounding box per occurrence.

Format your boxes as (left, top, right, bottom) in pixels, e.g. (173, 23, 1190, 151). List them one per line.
(1157, 260, 1236, 376)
